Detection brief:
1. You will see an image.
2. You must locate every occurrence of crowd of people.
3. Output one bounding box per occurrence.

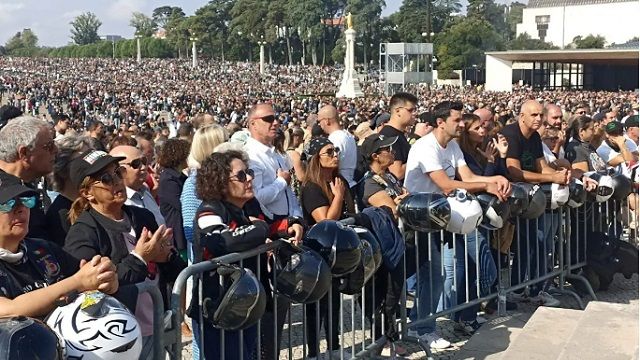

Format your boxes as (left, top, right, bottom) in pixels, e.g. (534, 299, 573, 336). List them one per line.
(0, 56, 638, 359)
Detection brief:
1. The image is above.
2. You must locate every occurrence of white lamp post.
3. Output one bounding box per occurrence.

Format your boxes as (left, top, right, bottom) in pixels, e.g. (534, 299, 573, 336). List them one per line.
(257, 35, 267, 75)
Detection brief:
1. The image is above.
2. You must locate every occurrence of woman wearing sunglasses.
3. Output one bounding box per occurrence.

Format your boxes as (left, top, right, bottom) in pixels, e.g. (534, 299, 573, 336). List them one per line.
(64, 150, 186, 360)
(0, 171, 118, 318)
(192, 150, 286, 360)
(300, 137, 355, 359)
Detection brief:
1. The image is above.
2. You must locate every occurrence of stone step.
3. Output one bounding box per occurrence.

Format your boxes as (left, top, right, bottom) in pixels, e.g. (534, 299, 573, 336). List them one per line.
(499, 306, 583, 360)
(558, 301, 639, 360)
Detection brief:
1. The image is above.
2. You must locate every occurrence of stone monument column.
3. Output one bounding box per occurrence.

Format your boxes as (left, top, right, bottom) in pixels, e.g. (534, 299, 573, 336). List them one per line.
(336, 12, 364, 98)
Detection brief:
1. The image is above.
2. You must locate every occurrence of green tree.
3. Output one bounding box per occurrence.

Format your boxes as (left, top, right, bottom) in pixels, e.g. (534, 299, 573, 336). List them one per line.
(435, 16, 504, 71)
(130, 12, 157, 37)
(21, 29, 38, 48)
(191, 0, 234, 61)
(432, 0, 462, 33)
(395, 0, 429, 42)
(506, 2, 526, 37)
(572, 34, 606, 49)
(467, 0, 509, 37)
(346, 0, 385, 67)
(508, 32, 558, 50)
(152, 6, 185, 29)
(229, 0, 269, 61)
(5, 32, 25, 53)
(70, 12, 102, 45)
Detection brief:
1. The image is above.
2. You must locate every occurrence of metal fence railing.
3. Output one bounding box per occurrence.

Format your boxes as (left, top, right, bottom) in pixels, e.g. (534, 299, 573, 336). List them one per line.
(157, 195, 636, 360)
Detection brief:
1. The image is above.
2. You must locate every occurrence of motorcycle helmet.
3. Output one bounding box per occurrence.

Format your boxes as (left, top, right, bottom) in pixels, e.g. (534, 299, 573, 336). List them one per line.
(567, 178, 587, 208)
(610, 173, 632, 201)
(0, 316, 63, 360)
(46, 291, 142, 360)
(337, 236, 376, 295)
(515, 183, 546, 219)
(508, 183, 530, 217)
(586, 172, 614, 203)
(274, 244, 331, 304)
(540, 183, 570, 210)
(476, 193, 511, 230)
(397, 193, 451, 232)
(304, 220, 362, 277)
(445, 189, 483, 234)
(202, 265, 267, 331)
(353, 226, 382, 272)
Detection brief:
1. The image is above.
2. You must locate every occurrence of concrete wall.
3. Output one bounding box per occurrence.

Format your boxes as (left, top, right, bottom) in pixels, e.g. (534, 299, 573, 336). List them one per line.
(485, 55, 513, 92)
(516, 1, 639, 47)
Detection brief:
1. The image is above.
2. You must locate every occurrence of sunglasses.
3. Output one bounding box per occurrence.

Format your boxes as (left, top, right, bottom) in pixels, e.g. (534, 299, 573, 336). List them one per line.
(376, 146, 393, 154)
(122, 157, 148, 170)
(94, 167, 125, 186)
(0, 196, 37, 213)
(257, 115, 276, 123)
(231, 168, 255, 183)
(320, 147, 340, 158)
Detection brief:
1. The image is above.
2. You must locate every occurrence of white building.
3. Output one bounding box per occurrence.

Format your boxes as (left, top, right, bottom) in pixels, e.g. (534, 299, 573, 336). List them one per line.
(516, 0, 639, 47)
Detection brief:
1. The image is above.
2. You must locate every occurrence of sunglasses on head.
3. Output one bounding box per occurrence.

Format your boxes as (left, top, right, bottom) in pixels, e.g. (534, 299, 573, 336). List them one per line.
(231, 168, 255, 183)
(257, 115, 276, 123)
(320, 147, 340, 157)
(122, 157, 148, 169)
(94, 167, 125, 186)
(0, 196, 37, 213)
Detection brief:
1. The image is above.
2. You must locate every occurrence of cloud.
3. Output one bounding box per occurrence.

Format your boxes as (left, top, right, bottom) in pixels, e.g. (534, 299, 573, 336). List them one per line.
(0, 2, 25, 22)
(62, 9, 84, 21)
(106, 0, 147, 21)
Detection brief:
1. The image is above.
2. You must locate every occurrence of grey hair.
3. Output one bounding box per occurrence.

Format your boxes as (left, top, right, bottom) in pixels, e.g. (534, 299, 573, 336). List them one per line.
(0, 116, 51, 162)
(52, 135, 93, 191)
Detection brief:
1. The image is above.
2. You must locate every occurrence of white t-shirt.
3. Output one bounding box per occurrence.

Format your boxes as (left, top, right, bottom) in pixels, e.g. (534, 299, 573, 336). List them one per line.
(328, 129, 357, 188)
(596, 139, 638, 177)
(404, 132, 467, 194)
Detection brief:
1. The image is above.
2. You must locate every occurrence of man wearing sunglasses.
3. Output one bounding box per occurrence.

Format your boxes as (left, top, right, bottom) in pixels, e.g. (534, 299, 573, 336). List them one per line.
(110, 145, 166, 227)
(0, 116, 57, 242)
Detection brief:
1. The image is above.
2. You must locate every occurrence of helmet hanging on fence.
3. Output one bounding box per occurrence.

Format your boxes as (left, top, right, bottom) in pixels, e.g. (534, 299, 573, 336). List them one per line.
(586, 172, 614, 203)
(274, 243, 331, 304)
(567, 178, 587, 208)
(515, 183, 546, 219)
(353, 226, 382, 272)
(445, 189, 483, 234)
(476, 193, 511, 230)
(610, 173, 632, 201)
(397, 192, 451, 232)
(337, 236, 377, 295)
(0, 316, 63, 360)
(540, 183, 570, 210)
(508, 182, 530, 217)
(303, 220, 362, 277)
(202, 265, 267, 331)
(45, 291, 142, 360)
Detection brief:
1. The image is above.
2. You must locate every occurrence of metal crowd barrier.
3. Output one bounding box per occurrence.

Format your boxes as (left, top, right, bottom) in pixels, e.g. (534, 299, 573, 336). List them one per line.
(161, 197, 634, 360)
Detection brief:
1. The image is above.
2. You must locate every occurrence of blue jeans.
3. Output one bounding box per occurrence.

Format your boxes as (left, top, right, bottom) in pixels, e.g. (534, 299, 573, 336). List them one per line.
(194, 322, 258, 360)
(512, 214, 558, 295)
(409, 231, 446, 335)
(441, 230, 497, 322)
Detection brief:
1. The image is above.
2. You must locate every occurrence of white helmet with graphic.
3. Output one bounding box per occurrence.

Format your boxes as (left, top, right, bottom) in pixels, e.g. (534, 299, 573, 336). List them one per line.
(445, 189, 483, 234)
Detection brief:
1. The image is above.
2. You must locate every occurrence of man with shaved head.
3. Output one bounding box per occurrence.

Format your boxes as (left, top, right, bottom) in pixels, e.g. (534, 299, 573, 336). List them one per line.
(540, 103, 567, 162)
(474, 107, 494, 133)
(318, 104, 357, 188)
(110, 145, 165, 227)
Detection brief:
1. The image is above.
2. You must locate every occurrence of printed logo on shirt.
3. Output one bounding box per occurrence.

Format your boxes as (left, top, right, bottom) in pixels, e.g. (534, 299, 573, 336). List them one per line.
(521, 151, 535, 172)
(33, 248, 60, 278)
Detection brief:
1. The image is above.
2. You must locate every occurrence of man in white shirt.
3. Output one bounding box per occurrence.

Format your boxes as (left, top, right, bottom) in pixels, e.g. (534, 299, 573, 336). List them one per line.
(318, 105, 357, 188)
(404, 101, 510, 348)
(597, 121, 639, 178)
(110, 145, 165, 226)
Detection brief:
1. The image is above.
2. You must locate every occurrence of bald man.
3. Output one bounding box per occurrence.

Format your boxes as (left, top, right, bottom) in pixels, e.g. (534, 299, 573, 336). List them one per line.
(474, 108, 494, 132)
(110, 145, 165, 227)
(540, 103, 568, 164)
(318, 105, 357, 187)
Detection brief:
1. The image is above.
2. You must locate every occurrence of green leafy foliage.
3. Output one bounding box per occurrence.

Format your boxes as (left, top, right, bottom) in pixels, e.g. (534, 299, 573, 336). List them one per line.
(70, 12, 102, 45)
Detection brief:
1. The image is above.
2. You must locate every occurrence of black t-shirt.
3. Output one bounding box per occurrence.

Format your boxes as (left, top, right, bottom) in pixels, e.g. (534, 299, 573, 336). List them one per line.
(564, 140, 607, 172)
(301, 181, 348, 226)
(45, 195, 73, 247)
(362, 172, 402, 207)
(379, 125, 410, 165)
(502, 122, 544, 173)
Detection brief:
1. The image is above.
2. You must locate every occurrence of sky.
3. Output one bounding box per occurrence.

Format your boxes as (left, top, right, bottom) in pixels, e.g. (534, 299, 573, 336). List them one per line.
(0, 0, 404, 47)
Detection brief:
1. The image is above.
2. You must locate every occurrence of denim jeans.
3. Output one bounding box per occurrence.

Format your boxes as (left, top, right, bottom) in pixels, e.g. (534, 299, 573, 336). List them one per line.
(512, 214, 558, 295)
(409, 231, 446, 335)
(440, 229, 497, 322)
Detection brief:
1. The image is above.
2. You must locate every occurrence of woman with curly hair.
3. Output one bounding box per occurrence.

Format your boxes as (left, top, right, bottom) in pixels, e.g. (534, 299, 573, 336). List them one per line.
(157, 138, 190, 260)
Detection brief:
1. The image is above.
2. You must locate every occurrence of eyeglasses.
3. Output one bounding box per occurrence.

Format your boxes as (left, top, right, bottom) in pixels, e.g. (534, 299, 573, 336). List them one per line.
(376, 146, 393, 154)
(257, 115, 276, 123)
(320, 147, 340, 158)
(230, 168, 255, 183)
(0, 196, 37, 213)
(122, 157, 148, 170)
(94, 167, 125, 186)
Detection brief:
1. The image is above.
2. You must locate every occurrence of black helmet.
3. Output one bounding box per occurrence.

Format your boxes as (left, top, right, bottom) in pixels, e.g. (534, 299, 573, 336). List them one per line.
(353, 226, 382, 271)
(516, 183, 546, 219)
(274, 244, 331, 304)
(540, 183, 570, 210)
(508, 183, 529, 217)
(567, 178, 587, 208)
(476, 193, 511, 230)
(397, 193, 451, 232)
(337, 237, 376, 295)
(202, 265, 267, 331)
(586, 172, 614, 202)
(0, 316, 63, 360)
(611, 173, 632, 201)
(304, 220, 362, 277)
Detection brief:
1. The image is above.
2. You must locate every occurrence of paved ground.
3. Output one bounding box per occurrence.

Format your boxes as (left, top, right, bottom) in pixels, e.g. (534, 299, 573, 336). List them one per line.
(178, 272, 638, 359)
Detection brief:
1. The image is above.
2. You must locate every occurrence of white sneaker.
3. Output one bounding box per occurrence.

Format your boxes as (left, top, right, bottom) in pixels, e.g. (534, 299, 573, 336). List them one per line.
(475, 315, 488, 324)
(408, 330, 451, 349)
(530, 291, 561, 307)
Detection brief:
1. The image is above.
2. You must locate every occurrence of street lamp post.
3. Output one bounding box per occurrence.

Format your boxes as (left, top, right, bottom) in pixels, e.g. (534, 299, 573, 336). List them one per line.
(190, 33, 199, 69)
(472, 64, 478, 85)
(257, 35, 267, 75)
(135, 33, 142, 63)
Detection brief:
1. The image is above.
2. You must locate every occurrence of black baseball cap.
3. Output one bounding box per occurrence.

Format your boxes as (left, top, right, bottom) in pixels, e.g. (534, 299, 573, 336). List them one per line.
(0, 171, 38, 203)
(369, 112, 390, 130)
(625, 115, 638, 129)
(303, 137, 333, 160)
(69, 150, 125, 188)
(361, 134, 398, 159)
